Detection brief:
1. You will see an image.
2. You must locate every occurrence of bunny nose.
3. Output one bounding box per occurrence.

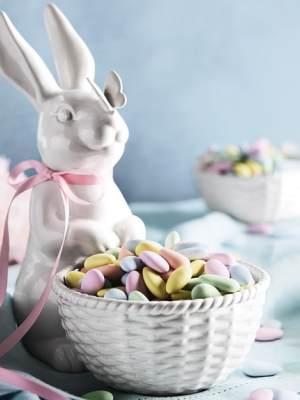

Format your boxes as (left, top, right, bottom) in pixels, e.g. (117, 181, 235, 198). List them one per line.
(78, 125, 116, 150)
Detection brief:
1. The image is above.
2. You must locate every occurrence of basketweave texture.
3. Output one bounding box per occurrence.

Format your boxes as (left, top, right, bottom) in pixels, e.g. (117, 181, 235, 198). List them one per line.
(52, 262, 270, 396)
(195, 169, 300, 223)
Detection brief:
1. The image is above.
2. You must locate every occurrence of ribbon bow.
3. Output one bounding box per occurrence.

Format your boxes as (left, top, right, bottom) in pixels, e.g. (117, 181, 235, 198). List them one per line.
(0, 160, 110, 400)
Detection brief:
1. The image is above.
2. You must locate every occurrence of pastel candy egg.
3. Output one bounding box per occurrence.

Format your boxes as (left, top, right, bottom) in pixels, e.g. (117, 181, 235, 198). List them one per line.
(118, 244, 134, 260)
(271, 388, 299, 400)
(248, 222, 274, 235)
(245, 160, 264, 175)
(126, 270, 148, 296)
(128, 291, 149, 302)
(255, 327, 284, 342)
(190, 260, 206, 277)
(243, 361, 282, 377)
(120, 256, 143, 272)
(205, 259, 230, 278)
(173, 241, 205, 252)
(173, 241, 210, 261)
(104, 288, 127, 300)
(142, 267, 169, 299)
(233, 162, 252, 177)
(170, 290, 192, 301)
(104, 247, 121, 258)
(229, 264, 253, 286)
(121, 272, 129, 286)
(82, 390, 113, 400)
(166, 266, 192, 294)
(81, 269, 105, 295)
(96, 264, 124, 281)
(125, 239, 144, 254)
(184, 278, 201, 291)
(204, 252, 236, 266)
(247, 389, 274, 400)
(97, 286, 126, 297)
(159, 269, 173, 282)
(65, 271, 85, 289)
(165, 231, 180, 249)
(139, 251, 169, 273)
(84, 254, 116, 270)
(192, 283, 221, 299)
(158, 247, 190, 269)
(135, 241, 162, 256)
(198, 274, 240, 293)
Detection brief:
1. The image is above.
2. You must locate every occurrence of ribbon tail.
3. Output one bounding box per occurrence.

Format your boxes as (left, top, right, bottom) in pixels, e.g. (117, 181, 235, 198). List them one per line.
(0, 191, 69, 358)
(0, 367, 70, 400)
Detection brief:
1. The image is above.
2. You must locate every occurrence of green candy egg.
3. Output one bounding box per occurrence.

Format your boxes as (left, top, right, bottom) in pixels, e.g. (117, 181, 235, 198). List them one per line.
(192, 283, 221, 299)
(82, 390, 113, 400)
(198, 274, 240, 293)
(128, 291, 149, 302)
(183, 278, 201, 291)
(105, 247, 121, 258)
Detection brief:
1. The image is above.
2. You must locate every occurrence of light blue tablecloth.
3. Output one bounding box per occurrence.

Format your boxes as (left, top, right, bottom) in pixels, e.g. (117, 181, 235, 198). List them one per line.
(1, 199, 300, 399)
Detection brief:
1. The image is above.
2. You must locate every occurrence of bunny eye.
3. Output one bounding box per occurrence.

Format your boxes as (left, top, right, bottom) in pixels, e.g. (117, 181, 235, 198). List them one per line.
(57, 106, 73, 123)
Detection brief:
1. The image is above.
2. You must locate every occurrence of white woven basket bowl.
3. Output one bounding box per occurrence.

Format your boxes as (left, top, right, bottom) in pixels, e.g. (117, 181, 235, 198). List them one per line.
(53, 262, 270, 396)
(195, 169, 300, 223)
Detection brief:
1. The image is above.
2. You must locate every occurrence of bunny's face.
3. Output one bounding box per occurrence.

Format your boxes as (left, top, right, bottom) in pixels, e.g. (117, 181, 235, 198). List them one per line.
(38, 90, 129, 172)
(0, 4, 130, 174)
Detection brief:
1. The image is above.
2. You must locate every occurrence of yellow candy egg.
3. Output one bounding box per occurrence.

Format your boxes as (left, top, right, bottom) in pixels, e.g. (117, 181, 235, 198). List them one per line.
(135, 241, 162, 257)
(225, 146, 240, 156)
(113, 259, 121, 266)
(190, 260, 206, 277)
(233, 162, 252, 177)
(166, 266, 192, 294)
(245, 160, 264, 175)
(170, 290, 192, 301)
(142, 267, 169, 299)
(97, 286, 126, 297)
(65, 271, 85, 289)
(84, 254, 116, 270)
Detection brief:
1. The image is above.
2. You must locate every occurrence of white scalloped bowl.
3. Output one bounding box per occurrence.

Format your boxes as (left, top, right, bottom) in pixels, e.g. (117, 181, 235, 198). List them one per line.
(195, 169, 300, 223)
(52, 262, 270, 396)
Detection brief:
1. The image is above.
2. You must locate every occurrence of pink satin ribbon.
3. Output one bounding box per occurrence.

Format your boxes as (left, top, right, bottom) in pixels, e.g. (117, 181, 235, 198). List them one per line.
(0, 159, 110, 399)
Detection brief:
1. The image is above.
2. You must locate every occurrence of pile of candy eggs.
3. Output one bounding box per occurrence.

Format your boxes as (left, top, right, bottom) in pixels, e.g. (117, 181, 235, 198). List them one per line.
(65, 232, 255, 302)
(199, 138, 283, 177)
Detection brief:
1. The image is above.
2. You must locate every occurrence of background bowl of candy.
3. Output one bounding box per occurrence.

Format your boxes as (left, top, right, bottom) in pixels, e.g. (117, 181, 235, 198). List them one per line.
(52, 237, 270, 396)
(195, 138, 300, 223)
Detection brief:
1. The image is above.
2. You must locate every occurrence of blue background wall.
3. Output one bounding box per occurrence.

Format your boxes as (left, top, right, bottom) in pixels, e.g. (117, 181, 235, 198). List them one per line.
(1, 0, 300, 202)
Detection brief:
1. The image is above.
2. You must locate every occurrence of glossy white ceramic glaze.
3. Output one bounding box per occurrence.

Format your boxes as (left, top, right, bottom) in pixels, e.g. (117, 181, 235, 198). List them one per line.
(0, 3, 145, 371)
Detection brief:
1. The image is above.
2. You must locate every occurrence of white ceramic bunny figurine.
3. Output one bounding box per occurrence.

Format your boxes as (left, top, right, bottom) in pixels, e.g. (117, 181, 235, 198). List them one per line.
(0, 4, 145, 372)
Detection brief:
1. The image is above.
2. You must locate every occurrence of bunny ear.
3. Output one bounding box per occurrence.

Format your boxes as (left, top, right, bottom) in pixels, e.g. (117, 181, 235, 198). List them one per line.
(0, 11, 59, 110)
(44, 3, 95, 90)
(104, 70, 127, 109)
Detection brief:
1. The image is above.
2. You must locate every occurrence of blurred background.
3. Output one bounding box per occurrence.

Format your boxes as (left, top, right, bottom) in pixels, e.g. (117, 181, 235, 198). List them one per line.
(1, 0, 300, 202)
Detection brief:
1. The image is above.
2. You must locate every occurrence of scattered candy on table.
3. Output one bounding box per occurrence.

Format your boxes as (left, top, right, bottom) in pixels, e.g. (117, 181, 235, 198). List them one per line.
(199, 138, 283, 177)
(247, 387, 300, 400)
(242, 360, 282, 377)
(64, 232, 257, 302)
(255, 327, 284, 342)
(248, 222, 274, 235)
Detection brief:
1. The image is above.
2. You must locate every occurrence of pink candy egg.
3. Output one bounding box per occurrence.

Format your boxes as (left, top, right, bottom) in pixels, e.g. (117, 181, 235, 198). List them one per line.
(159, 269, 174, 282)
(118, 244, 134, 260)
(204, 252, 235, 266)
(255, 327, 284, 342)
(139, 251, 170, 273)
(81, 269, 105, 295)
(247, 389, 274, 400)
(159, 247, 190, 270)
(126, 271, 148, 296)
(248, 222, 273, 235)
(205, 259, 230, 278)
